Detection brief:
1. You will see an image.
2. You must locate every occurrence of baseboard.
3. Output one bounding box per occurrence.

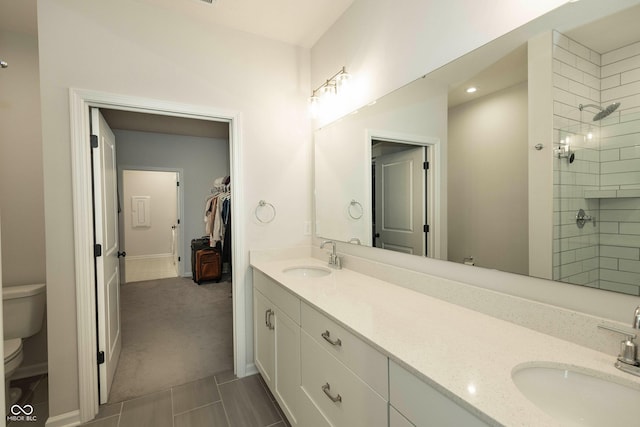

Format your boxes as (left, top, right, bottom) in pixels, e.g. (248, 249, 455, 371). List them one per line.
(12, 362, 48, 380)
(125, 253, 173, 260)
(244, 362, 258, 377)
(45, 409, 81, 427)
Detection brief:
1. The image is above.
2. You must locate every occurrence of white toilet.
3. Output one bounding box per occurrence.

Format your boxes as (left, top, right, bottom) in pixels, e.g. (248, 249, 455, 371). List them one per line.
(3, 283, 46, 405)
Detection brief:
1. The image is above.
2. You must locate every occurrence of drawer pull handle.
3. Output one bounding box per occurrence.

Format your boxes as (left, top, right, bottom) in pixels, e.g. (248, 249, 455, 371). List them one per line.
(322, 382, 342, 403)
(265, 309, 275, 330)
(321, 330, 342, 346)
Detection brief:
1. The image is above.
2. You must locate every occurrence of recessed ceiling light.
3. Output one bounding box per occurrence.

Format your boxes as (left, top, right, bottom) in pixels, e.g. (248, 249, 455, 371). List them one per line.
(466, 87, 477, 94)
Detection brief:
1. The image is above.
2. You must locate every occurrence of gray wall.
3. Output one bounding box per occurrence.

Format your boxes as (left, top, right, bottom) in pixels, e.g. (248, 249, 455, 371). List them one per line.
(115, 129, 230, 277)
(448, 82, 529, 275)
(0, 28, 48, 375)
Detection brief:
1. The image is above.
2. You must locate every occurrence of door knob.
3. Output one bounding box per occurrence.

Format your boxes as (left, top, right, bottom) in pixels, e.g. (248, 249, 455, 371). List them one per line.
(117, 251, 127, 258)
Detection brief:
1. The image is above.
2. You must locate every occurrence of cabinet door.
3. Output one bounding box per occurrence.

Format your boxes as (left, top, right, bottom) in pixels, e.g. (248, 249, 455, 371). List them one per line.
(274, 308, 301, 426)
(254, 290, 275, 387)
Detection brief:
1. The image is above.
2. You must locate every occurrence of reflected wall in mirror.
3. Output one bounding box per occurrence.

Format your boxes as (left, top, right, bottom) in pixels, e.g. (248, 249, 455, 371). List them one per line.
(314, 0, 640, 295)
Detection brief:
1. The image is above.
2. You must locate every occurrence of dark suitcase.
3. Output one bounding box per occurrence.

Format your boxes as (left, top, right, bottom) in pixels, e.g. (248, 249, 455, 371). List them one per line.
(195, 248, 222, 284)
(191, 237, 210, 281)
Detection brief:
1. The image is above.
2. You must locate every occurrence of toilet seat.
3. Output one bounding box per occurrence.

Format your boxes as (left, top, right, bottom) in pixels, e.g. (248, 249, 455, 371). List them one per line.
(4, 338, 22, 364)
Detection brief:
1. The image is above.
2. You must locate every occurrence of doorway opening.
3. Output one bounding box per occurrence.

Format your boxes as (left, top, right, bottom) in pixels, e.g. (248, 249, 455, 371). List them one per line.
(93, 107, 233, 404)
(121, 169, 181, 283)
(70, 89, 246, 423)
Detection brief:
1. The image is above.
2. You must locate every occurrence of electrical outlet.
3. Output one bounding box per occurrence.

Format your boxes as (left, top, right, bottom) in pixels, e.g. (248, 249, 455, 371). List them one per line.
(304, 221, 312, 236)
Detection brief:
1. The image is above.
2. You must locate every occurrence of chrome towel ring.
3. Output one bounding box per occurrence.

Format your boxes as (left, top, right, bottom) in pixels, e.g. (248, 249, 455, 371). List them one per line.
(256, 200, 276, 223)
(348, 199, 363, 220)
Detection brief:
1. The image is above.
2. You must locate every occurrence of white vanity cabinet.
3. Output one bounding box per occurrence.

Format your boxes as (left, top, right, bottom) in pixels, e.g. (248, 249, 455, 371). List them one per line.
(253, 271, 302, 426)
(389, 360, 490, 427)
(252, 267, 494, 427)
(300, 303, 388, 427)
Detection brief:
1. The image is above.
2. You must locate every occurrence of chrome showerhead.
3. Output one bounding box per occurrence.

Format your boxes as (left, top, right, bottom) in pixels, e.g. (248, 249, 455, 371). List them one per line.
(579, 102, 621, 121)
(0, 60, 8, 69)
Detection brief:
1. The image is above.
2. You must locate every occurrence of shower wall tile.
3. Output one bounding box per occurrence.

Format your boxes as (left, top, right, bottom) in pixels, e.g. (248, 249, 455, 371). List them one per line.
(602, 80, 640, 102)
(601, 75, 621, 90)
(555, 46, 578, 67)
(551, 31, 640, 292)
(621, 145, 640, 159)
(599, 280, 640, 295)
(600, 257, 619, 270)
(602, 41, 640, 66)
(600, 245, 640, 260)
(600, 149, 620, 162)
(576, 57, 600, 79)
(621, 67, 640, 85)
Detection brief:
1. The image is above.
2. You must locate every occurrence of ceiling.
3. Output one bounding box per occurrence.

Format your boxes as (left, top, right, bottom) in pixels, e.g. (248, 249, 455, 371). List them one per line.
(136, 0, 355, 48)
(448, 3, 640, 108)
(0, 0, 355, 48)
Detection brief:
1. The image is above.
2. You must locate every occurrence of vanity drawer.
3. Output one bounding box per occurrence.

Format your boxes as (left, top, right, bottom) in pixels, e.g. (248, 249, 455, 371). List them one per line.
(301, 302, 388, 398)
(301, 331, 387, 427)
(254, 270, 300, 324)
(389, 360, 490, 427)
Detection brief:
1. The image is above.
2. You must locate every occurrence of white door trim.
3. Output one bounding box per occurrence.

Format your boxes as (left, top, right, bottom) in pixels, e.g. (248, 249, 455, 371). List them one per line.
(366, 129, 442, 259)
(69, 88, 245, 422)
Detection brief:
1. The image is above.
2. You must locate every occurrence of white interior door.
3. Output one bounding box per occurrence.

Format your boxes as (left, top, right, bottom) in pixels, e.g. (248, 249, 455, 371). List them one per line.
(374, 147, 426, 255)
(91, 108, 122, 404)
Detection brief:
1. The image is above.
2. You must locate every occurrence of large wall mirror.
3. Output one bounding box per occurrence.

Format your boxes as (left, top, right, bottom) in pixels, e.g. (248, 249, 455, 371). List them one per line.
(315, 0, 640, 296)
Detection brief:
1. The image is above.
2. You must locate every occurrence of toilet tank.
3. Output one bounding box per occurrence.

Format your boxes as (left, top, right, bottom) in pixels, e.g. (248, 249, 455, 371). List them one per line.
(3, 283, 46, 340)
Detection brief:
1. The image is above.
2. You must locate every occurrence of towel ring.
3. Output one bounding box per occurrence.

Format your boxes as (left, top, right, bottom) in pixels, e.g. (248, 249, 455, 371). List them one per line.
(256, 200, 276, 224)
(348, 199, 363, 220)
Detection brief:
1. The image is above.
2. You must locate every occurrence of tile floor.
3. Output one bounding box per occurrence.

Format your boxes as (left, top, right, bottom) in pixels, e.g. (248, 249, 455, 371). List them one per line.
(125, 256, 179, 283)
(6, 374, 49, 427)
(82, 371, 291, 427)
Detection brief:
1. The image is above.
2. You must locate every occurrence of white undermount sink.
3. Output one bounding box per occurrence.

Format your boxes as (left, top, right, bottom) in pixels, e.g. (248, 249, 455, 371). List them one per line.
(512, 363, 640, 426)
(282, 266, 331, 278)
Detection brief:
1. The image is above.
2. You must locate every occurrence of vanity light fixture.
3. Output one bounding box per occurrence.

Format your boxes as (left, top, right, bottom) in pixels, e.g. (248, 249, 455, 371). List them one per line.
(308, 66, 351, 116)
(466, 87, 477, 93)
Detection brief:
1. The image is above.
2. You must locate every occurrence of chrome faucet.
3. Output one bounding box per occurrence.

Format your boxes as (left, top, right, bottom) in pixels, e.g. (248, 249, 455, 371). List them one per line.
(598, 305, 640, 377)
(320, 240, 342, 269)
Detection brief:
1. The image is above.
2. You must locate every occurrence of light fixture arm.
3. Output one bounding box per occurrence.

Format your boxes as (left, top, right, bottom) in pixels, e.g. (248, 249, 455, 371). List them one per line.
(311, 66, 349, 97)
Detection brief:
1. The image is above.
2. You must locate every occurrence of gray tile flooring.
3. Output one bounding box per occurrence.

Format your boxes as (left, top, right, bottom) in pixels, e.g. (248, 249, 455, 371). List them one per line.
(82, 371, 291, 427)
(6, 374, 49, 427)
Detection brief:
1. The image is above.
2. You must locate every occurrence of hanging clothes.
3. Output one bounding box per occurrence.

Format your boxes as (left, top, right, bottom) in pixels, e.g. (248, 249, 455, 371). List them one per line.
(204, 176, 231, 255)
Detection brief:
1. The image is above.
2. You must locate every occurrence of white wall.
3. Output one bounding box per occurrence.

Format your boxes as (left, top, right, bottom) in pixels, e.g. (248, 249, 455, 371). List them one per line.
(448, 82, 529, 275)
(311, 0, 567, 127)
(0, 28, 48, 378)
(116, 129, 229, 277)
(37, 0, 311, 417)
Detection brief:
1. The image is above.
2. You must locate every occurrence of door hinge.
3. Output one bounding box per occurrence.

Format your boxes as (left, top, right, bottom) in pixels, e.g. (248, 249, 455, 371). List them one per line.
(177, 219, 180, 225)
(423, 161, 429, 170)
(176, 181, 180, 187)
(178, 256, 181, 262)
(424, 224, 429, 233)
(90, 134, 99, 148)
(97, 351, 105, 365)
(94, 244, 102, 257)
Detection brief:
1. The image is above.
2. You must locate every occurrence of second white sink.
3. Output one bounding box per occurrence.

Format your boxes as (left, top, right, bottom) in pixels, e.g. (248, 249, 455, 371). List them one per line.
(283, 266, 331, 278)
(512, 362, 640, 426)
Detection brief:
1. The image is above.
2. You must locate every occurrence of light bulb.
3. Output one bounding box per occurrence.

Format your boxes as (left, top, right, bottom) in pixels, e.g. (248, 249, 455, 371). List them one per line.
(308, 95, 319, 118)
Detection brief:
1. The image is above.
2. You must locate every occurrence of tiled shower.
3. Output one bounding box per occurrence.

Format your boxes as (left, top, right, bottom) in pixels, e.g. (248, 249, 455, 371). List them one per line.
(553, 30, 640, 296)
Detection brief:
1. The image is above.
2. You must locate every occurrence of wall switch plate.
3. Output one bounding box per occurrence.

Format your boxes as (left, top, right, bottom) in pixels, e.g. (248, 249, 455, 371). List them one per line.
(304, 221, 312, 236)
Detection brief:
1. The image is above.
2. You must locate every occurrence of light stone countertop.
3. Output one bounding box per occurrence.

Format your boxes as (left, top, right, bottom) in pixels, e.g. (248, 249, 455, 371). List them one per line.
(250, 254, 640, 427)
